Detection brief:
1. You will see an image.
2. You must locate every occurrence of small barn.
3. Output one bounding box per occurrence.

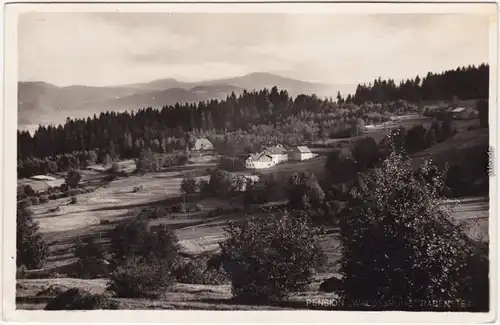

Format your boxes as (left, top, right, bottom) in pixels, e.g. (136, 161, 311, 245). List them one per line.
(290, 146, 317, 161)
(192, 138, 214, 151)
(451, 107, 478, 120)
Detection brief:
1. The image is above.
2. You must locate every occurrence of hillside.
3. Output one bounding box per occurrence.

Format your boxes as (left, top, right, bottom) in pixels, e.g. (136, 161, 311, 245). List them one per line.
(18, 73, 345, 127)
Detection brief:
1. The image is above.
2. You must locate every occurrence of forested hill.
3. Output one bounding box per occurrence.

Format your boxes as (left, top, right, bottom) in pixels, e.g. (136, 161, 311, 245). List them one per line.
(17, 63, 489, 178)
(346, 63, 489, 104)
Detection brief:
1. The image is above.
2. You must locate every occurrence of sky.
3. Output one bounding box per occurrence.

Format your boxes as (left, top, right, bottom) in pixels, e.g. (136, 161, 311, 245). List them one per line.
(18, 12, 492, 87)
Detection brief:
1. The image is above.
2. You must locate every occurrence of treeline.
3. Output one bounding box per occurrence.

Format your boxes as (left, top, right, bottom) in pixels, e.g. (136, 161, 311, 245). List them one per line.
(344, 63, 489, 104)
(18, 64, 488, 178)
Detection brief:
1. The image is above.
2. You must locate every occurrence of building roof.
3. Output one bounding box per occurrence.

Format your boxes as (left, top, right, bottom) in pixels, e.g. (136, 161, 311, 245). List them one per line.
(295, 146, 312, 153)
(30, 175, 56, 181)
(194, 138, 213, 146)
(246, 153, 272, 162)
(263, 145, 287, 155)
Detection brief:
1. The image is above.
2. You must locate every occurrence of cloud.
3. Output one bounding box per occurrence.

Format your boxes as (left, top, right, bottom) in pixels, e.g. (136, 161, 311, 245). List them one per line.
(18, 12, 490, 86)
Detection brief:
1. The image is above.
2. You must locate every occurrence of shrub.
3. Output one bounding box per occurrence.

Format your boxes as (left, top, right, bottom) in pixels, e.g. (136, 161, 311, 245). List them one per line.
(220, 212, 325, 302)
(287, 172, 325, 210)
(404, 124, 428, 153)
(109, 219, 180, 266)
(74, 237, 109, 279)
(39, 195, 49, 204)
(180, 175, 198, 194)
(107, 256, 176, 298)
(30, 196, 40, 205)
(45, 288, 118, 310)
(208, 169, 237, 197)
(17, 206, 49, 269)
(65, 169, 82, 188)
(24, 185, 35, 197)
(70, 196, 78, 204)
(338, 137, 486, 310)
(173, 258, 230, 285)
(197, 179, 210, 194)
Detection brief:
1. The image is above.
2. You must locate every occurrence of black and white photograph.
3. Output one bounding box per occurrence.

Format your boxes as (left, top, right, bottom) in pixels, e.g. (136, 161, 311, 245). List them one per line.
(2, 2, 497, 322)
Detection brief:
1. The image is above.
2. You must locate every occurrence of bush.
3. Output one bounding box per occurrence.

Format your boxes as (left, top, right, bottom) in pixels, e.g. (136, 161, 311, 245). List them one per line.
(17, 206, 49, 269)
(220, 212, 325, 302)
(173, 258, 229, 285)
(109, 219, 180, 267)
(338, 137, 487, 310)
(208, 169, 237, 197)
(70, 196, 78, 204)
(65, 169, 82, 188)
(45, 288, 118, 310)
(74, 237, 109, 279)
(30, 196, 40, 205)
(39, 195, 49, 204)
(351, 136, 379, 171)
(180, 176, 198, 194)
(132, 185, 143, 193)
(107, 256, 176, 298)
(287, 172, 325, 210)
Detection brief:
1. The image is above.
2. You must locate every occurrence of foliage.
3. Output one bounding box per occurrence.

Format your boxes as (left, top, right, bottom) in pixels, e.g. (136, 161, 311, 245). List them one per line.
(478, 99, 489, 128)
(74, 237, 109, 279)
(324, 148, 356, 184)
(109, 219, 180, 265)
(17, 206, 49, 269)
(173, 258, 230, 285)
(208, 169, 237, 197)
(287, 172, 325, 210)
(351, 137, 379, 171)
(404, 124, 428, 154)
(70, 196, 78, 204)
(218, 157, 246, 172)
(107, 256, 176, 298)
(220, 212, 326, 302)
(338, 137, 486, 310)
(180, 175, 199, 194)
(65, 169, 82, 188)
(45, 288, 118, 310)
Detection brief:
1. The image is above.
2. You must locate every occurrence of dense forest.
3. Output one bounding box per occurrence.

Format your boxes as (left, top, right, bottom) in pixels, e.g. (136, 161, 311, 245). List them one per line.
(17, 64, 489, 178)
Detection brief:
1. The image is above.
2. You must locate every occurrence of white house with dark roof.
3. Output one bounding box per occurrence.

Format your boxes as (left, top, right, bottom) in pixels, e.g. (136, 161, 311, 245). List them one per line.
(290, 146, 317, 161)
(260, 143, 288, 164)
(245, 153, 275, 169)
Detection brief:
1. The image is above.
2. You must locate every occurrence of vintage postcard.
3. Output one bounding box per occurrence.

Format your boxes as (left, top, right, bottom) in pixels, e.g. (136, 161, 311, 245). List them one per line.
(2, 2, 498, 323)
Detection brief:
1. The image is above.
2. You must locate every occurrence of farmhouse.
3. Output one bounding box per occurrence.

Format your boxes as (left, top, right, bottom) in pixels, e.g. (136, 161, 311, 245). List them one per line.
(451, 107, 478, 120)
(290, 146, 317, 161)
(261, 144, 289, 164)
(192, 138, 214, 151)
(245, 153, 275, 169)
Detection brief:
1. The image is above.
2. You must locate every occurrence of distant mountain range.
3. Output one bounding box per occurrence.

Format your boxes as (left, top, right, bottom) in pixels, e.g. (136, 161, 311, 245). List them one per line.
(18, 72, 354, 127)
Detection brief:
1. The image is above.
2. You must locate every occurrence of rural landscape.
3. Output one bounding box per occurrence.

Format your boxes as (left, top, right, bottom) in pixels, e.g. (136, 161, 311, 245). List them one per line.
(15, 12, 491, 312)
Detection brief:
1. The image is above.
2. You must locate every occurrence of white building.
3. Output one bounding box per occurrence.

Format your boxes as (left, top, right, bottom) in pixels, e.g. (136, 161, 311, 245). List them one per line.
(192, 138, 214, 151)
(290, 146, 317, 161)
(245, 153, 275, 169)
(260, 144, 288, 164)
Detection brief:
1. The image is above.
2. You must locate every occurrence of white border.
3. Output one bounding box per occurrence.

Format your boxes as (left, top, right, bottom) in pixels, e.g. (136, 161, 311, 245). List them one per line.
(2, 2, 498, 323)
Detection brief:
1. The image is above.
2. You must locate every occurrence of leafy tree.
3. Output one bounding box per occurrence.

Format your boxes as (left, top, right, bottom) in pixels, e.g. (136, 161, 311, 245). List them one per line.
(65, 169, 81, 188)
(325, 148, 356, 184)
(17, 206, 49, 269)
(74, 237, 109, 279)
(208, 169, 237, 197)
(338, 137, 486, 310)
(351, 137, 379, 171)
(220, 212, 325, 301)
(287, 172, 325, 210)
(404, 124, 428, 153)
